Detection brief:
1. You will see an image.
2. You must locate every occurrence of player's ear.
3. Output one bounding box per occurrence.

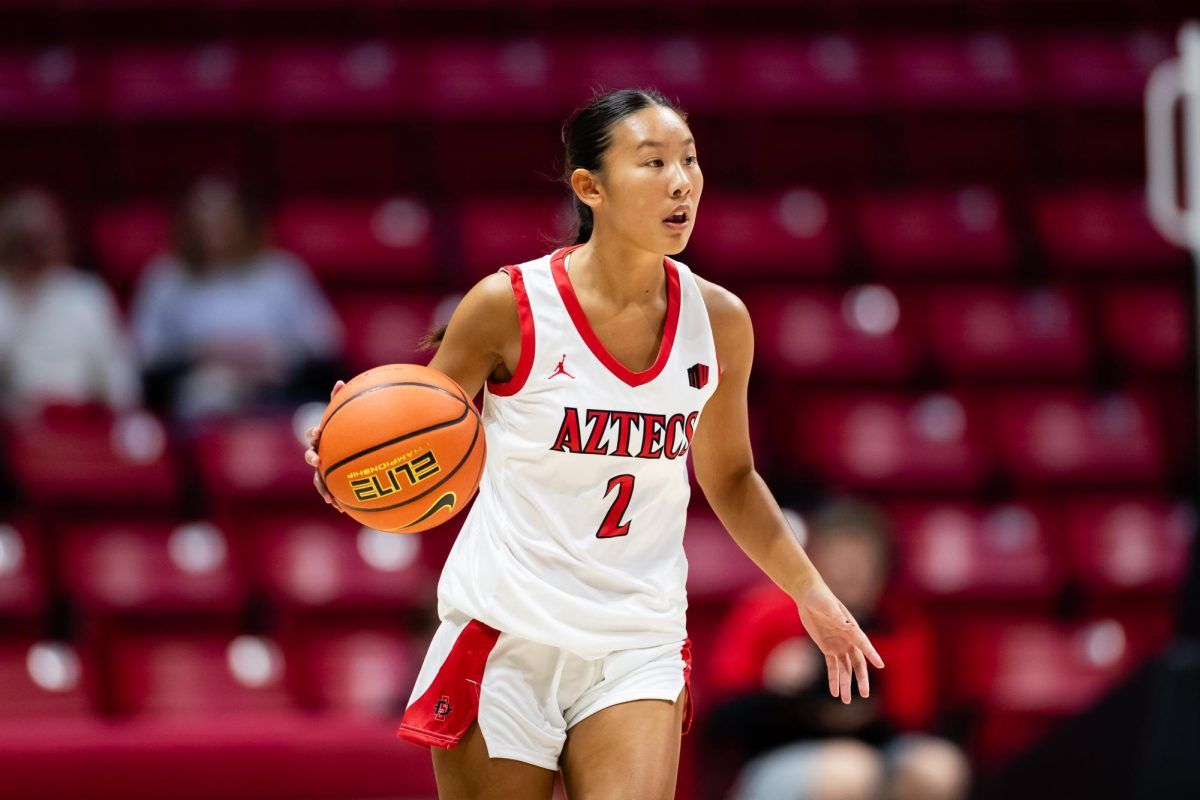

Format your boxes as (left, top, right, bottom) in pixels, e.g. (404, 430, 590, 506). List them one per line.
(570, 167, 602, 211)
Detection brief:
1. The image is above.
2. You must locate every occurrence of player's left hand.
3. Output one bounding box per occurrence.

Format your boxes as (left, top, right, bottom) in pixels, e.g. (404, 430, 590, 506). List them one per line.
(793, 578, 885, 704)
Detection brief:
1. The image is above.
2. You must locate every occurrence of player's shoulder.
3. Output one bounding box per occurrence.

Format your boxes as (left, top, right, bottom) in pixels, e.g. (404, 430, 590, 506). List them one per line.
(691, 272, 751, 332)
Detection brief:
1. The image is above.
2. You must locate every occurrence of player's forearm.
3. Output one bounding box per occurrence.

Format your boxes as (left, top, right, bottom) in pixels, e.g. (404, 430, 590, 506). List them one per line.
(702, 469, 823, 599)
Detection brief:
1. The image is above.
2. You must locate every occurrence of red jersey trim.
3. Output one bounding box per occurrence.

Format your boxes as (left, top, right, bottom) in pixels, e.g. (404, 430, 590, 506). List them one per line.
(551, 244, 681, 388)
(485, 265, 535, 397)
(395, 618, 501, 751)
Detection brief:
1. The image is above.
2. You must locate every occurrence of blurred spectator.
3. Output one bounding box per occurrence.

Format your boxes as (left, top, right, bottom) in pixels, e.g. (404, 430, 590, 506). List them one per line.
(701, 498, 970, 800)
(130, 176, 345, 420)
(0, 187, 140, 415)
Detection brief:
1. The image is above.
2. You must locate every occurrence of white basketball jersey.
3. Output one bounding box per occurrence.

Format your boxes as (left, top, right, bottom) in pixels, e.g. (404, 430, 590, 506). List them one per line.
(436, 242, 722, 659)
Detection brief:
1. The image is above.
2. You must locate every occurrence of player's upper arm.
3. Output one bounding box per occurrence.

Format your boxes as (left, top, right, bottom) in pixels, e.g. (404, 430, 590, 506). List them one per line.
(690, 278, 756, 498)
(424, 270, 520, 400)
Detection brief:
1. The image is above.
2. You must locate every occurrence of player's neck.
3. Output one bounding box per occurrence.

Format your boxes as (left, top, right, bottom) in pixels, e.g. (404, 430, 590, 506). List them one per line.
(568, 236, 665, 309)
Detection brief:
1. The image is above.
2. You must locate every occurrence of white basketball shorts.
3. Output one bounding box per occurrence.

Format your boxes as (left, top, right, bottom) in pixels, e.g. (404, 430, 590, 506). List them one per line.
(395, 608, 694, 770)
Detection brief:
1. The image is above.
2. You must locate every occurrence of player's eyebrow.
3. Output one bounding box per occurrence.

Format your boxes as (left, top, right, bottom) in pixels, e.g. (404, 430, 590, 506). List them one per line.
(636, 137, 695, 149)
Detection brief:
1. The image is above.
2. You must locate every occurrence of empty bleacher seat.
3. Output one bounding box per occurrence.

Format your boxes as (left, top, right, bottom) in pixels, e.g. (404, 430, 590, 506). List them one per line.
(456, 195, 573, 281)
(890, 501, 1062, 601)
(255, 42, 414, 121)
(1034, 32, 1169, 179)
(0, 47, 85, 122)
(1033, 187, 1186, 273)
(0, 520, 45, 621)
(919, 285, 1090, 379)
(682, 189, 840, 280)
(746, 285, 920, 381)
(988, 389, 1165, 486)
(789, 391, 989, 490)
(0, 638, 94, 717)
(99, 45, 247, 121)
(879, 35, 1031, 180)
(191, 414, 317, 507)
(1097, 283, 1190, 373)
(724, 35, 876, 184)
(281, 624, 419, 716)
(858, 186, 1015, 276)
(333, 291, 449, 373)
(105, 629, 294, 715)
(247, 513, 436, 612)
(1064, 496, 1193, 596)
(1, 405, 179, 509)
(58, 519, 245, 617)
(272, 198, 437, 286)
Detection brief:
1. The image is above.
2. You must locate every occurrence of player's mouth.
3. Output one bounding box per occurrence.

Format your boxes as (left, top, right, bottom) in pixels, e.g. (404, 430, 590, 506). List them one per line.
(662, 208, 690, 230)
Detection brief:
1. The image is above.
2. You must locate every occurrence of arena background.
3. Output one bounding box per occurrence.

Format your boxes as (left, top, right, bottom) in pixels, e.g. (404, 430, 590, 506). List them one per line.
(0, 0, 1198, 798)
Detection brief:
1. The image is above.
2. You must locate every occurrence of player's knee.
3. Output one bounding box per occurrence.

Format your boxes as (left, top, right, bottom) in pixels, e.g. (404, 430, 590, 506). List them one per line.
(809, 739, 885, 800)
(887, 736, 970, 800)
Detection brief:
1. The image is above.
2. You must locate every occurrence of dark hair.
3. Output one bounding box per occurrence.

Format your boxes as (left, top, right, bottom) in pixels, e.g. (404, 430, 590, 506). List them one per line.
(557, 85, 689, 246)
(419, 86, 689, 352)
(171, 175, 265, 276)
(808, 497, 898, 578)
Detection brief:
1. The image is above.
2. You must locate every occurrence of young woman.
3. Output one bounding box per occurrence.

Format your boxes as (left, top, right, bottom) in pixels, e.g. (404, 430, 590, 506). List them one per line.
(304, 87, 884, 800)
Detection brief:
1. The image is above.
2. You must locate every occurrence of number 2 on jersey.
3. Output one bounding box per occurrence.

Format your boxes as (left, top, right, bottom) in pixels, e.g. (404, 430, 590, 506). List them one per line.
(596, 473, 636, 538)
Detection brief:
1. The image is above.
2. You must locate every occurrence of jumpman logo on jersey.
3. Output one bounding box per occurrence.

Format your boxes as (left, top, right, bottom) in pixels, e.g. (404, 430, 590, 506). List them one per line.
(548, 354, 576, 380)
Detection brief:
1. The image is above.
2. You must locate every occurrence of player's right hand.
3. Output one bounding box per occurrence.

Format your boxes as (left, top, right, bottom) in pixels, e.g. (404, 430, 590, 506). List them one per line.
(305, 379, 346, 513)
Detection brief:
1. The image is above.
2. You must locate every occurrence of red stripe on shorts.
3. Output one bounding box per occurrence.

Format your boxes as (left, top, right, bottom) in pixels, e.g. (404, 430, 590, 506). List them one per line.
(396, 619, 501, 750)
(681, 637, 694, 736)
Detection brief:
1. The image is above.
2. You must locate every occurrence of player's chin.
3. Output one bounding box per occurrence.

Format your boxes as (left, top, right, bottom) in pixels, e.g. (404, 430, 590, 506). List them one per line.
(659, 227, 693, 254)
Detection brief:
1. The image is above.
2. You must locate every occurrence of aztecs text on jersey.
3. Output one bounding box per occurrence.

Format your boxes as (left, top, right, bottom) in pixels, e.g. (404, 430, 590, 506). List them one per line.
(436, 243, 721, 659)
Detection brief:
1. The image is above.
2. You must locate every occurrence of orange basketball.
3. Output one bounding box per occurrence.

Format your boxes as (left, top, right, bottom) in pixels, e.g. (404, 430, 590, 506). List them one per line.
(315, 363, 485, 533)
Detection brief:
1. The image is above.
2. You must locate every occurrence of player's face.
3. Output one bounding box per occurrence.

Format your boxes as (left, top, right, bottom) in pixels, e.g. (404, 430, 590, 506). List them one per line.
(597, 106, 702, 255)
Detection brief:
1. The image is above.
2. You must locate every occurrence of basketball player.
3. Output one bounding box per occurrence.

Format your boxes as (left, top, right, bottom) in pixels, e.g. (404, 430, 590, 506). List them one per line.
(304, 87, 884, 800)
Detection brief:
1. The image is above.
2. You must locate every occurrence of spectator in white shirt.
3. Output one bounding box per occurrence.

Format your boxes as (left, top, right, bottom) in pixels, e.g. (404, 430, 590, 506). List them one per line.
(130, 176, 345, 420)
(0, 188, 140, 416)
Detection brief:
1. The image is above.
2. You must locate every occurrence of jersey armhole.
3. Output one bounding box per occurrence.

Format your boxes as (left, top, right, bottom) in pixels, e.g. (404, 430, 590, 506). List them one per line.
(485, 265, 535, 397)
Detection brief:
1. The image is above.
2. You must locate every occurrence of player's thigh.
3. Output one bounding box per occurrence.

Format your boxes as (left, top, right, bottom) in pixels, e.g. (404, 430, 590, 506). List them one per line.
(559, 687, 686, 800)
(430, 718, 557, 800)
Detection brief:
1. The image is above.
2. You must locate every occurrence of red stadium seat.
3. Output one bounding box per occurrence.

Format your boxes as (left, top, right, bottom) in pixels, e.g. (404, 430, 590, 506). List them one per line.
(1097, 284, 1190, 373)
(246, 514, 437, 612)
(746, 286, 920, 381)
(333, 290, 448, 373)
(57, 519, 245, 617)
(272, 198, 437, 286)
(1064, 496, 1193, 596)
(890, 502, 1063, 601)
(98, 45, 247, 121)
(1033, 33, 1171, 179)
(419, 39, 564, 119)
(919, 285, 1091, 379)
(683, 189, 840, 280)
(0, 405, 179, 510)
(879, 35, 1031, 180)
(282, 624, 420, 716)
(722, 35, 876, 183)
(456, 195, 574, 281)
(0, 520, 46, 620)
(858, 186, 1015, 276)
(565, 37, 721, 114)
(1033, 188, 1186, 274)
(790, 391, 990, 491)
(256, 43, 425, 193)
(105, 629, 295, 715)
(952, 615, 1162, 763)
(255, 42, 414, 120)
(0, 48, 85, 122)
(0, 638, 95, 717)
(191, 414, 317, 507)
(987, 389, 1165, 486)
(90, 204, 172, 290)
